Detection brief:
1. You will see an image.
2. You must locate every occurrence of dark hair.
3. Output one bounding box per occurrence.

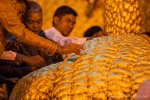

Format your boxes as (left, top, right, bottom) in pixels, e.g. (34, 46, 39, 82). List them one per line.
(142, 32, 150, 36)
(84, 26, 103, 37)
(26, 1, 42, 13)
(53, 5, 77, 25)
(23, 1, 42, 23)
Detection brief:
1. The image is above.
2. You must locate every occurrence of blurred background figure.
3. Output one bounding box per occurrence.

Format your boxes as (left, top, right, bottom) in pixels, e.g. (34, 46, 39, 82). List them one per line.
(83, 26, 107, 38)
(44, 5, 87, 46)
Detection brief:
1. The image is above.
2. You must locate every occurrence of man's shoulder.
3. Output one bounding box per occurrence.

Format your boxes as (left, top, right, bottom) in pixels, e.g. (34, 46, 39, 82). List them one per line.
(44, 27, 54, 33)
(44, 27, 60, 34)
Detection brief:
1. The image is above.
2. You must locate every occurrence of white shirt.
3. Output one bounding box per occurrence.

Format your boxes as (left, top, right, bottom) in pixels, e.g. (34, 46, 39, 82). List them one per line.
(44, 27, 87, 46)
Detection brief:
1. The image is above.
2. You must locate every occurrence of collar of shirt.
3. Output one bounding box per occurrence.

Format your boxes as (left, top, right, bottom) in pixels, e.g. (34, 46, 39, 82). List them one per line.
(44, 27, 65, 45)
(39, 30, 45, 36)
(45, 27, 64, 38)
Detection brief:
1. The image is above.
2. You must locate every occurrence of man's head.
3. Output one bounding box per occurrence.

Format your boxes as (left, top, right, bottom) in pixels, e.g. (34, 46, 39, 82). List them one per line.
(84, 26, 104, 38)
(23, 1, 43, 35)
(53, 6, 78, 36)
(12, 0, 28, 20)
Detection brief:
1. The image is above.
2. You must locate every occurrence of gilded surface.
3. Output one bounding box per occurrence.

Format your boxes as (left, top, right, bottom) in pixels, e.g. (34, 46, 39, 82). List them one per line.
(137, 0, 150, 32)
(105, 0, 143, 35)
(10, 35, 150, 100)
(9, 0, 150, 99)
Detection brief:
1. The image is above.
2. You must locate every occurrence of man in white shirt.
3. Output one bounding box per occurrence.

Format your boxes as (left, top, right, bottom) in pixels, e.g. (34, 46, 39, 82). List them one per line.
(44, 6, 87, 46)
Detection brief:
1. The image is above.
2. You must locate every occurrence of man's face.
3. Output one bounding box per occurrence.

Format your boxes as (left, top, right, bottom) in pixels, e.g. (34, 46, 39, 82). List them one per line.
(24, 12, 43, 34)
(54, 14, 76, 36)
(15, 1, 26, 20)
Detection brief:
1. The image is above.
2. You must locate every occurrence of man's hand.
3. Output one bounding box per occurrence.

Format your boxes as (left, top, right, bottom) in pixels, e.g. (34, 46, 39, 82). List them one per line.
(5, 41, 21, 52)
(23, 55, 46, 68)
(0, 84, 8, 100)
(5, 78, 19, 84)
(56, 43, 83, 55)
(86, 37, 93, 41)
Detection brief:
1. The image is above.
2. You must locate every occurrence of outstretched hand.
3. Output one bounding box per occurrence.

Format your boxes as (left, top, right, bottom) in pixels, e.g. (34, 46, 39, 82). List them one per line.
(5, 78, 19, 84)
(23, 55, 46, 68)
(56, 43, 83, 55)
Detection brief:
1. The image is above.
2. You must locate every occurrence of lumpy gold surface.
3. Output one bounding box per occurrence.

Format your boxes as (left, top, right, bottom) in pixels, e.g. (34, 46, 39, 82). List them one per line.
(10, 34, 150, 100)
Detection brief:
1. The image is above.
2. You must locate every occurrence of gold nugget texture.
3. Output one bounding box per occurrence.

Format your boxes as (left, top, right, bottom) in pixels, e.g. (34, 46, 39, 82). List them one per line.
(105, 0, 144, 35)
(10, 34, 150, 100)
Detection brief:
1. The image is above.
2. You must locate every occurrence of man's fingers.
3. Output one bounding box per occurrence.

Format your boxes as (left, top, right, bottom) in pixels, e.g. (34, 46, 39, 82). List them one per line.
(73, 48, 80, 55)
(32, 56, 46, 67)
(38, 58, 46, 66)
(69, 44, 82, 55)
(74, 50, 78, 55)
(74, 44, 83, 50)
(14, 78, 19, 81)
(35, 59, 46, 67)
(0, 93, 3, 99)
(0, 84, 8, 100)
(0, 88, 3, 92)
(33, 62, 42, 67)
(76, 46, 81, 55)
(81, 46, 84, 50)
(1, 84, 6, 91)
(37, 62, 46, 67)
(57, 43, 83, 55)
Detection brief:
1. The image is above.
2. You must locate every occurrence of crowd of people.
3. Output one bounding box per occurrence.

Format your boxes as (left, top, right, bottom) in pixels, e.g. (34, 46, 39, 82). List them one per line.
(0, 0, 106, 99)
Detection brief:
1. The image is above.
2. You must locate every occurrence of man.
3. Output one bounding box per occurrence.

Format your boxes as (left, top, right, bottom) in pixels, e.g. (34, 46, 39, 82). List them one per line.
(44, 6, 88, 46)
(22, 1, 63, 65)
(8, 1, 63, 66)
(0, 0, 82, 59)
